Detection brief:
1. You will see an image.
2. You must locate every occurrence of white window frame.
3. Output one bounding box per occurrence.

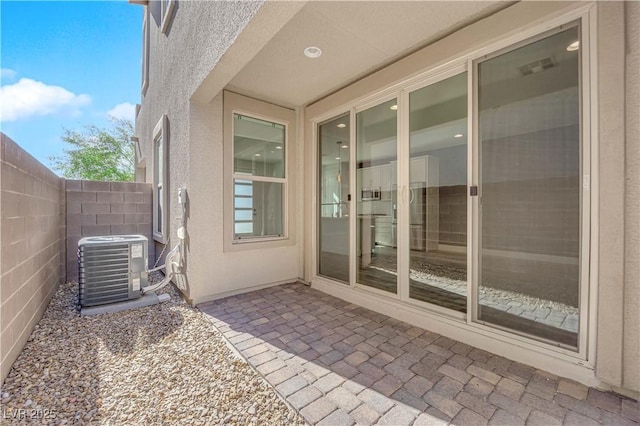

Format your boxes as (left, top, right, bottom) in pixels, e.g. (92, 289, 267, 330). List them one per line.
(223, 91, 297, 252)
(160, 0, 176, 34)
(141, 6, 149, 95)
(231, 114, 287, 242)
(153, 114, 168, 243)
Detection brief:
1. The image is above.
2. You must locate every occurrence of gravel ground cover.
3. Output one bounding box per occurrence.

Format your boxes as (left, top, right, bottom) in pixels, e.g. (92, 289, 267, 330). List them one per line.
(371, 252, 579, 332)
(1, 274, 306, 425)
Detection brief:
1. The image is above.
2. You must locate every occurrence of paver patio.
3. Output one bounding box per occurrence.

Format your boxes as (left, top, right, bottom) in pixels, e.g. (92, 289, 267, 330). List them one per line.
(199, 283, 639, 426)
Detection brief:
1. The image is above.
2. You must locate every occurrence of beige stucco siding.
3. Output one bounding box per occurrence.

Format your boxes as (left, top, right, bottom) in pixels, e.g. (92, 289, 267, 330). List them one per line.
(596, 1, 640, 397)
(187, 95, 302, 303)
(623, 0, 640, 395)
(135, 1, 264, 298)
(596, 0, 626, 390)
(135, 1, 306, 304)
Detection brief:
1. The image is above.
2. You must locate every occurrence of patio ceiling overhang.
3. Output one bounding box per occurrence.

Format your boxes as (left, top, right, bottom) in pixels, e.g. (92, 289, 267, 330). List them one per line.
(221, 1, 511, 109)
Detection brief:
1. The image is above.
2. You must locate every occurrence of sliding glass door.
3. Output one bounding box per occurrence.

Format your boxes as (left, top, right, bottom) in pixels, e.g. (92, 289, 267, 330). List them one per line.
(318, 114, 350, 283)
(475, 24, 582, 348)
(356, 99, 398, 294)
(316, 20, 587, 352)
(409, 72, 468, 313)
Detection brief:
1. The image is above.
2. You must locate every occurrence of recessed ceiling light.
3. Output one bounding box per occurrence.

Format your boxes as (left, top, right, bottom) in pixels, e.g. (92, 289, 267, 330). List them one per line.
(255, 153, 261, 157)
(341, 145, 348, 149)
(390, 105, 398, 111)
(454, 133, 464, 138)
(304, 46, 322, 58)
(337, 123, 346, 128)
(335, 157, 341, 160)
(566, 41, 580, 51)
(275, 146, 282, 150)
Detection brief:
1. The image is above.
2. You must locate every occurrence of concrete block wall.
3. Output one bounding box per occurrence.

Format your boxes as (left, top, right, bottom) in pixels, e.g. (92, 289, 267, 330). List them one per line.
(65, 180, 154, 282)
(1, 133, 65, 383)
(1, 135, 155, 384)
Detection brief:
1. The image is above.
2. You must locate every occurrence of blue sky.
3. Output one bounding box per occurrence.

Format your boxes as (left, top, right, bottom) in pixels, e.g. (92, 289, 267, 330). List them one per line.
(1, 1, 142, 169)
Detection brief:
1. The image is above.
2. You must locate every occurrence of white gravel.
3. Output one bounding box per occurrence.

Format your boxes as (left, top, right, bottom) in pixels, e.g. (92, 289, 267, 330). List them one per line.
(1, 274, 306, 425)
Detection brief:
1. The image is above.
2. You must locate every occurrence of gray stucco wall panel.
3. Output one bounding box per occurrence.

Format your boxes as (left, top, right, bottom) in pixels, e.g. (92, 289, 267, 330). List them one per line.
(179, 1, 264, 99)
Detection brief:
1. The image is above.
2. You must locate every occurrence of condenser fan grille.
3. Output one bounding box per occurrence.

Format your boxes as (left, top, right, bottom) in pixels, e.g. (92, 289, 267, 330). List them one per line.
(78, 235, 148, 307)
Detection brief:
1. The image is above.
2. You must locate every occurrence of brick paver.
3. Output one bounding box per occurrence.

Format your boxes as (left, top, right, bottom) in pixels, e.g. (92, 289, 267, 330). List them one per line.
(350, 403, 381, 424)
(316, 408, 354, 426)
(378, 405, 420, 425)
(326, 387, 361, 412)
(199, 283, 638, 425)
(289, 386, 323, 410)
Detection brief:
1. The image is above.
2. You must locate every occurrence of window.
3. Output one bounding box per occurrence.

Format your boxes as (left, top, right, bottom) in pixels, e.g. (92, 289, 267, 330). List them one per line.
(141, 7, 149, 95)
(232, 113, 286, 241)
(153, 114, 168, 242)
(160, 0, 176, 34)
(223, 91, 296, 248)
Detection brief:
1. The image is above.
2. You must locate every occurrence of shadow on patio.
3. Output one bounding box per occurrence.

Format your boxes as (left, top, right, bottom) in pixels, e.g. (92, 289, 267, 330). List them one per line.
(199, 283, 639, 426)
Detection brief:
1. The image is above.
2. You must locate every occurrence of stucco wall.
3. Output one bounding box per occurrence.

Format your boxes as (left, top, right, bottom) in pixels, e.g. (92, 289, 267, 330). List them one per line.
(136, 2, 302, 303)
(1, 134, 65, 383)
(184, 93, 302, 304)
(623, 0, 640, 396)
(136, 0, 264, 225)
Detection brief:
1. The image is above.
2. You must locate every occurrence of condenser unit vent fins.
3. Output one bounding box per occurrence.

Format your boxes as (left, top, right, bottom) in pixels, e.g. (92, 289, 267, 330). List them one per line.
(78, 235, 148, 307)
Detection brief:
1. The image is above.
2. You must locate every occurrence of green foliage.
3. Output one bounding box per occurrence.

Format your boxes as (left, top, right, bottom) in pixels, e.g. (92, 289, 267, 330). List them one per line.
(50, 117, 135, 181)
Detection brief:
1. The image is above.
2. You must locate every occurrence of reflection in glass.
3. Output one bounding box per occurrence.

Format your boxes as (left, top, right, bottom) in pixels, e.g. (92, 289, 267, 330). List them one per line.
(356, 99, 397, 293)
(232, 113, 286, 240)
(409, 73, 468, 312)
(318, 114, 350, 282)
(233, 180, 283, 239)
(478, 26, 581, 348)
(233, 113, 285, 178)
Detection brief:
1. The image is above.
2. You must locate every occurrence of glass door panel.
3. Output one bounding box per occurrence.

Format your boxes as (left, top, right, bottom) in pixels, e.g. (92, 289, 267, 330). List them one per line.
(356, 99, 398, 293)
(409, 73, 468, 312)
(477, 26, 581, 348)
(318, 114, 351, 282)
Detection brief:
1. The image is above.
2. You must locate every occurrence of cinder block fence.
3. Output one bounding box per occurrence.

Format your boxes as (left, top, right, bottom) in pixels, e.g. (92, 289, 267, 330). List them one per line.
(1, 133, 152, 383)
(65, 180, 154, 281)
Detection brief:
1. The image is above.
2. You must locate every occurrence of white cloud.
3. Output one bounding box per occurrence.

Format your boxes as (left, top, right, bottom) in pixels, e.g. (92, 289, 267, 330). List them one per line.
(0, 78, 91, 122)
(1, 68, 17, 81)
(107, 102, 136, 122)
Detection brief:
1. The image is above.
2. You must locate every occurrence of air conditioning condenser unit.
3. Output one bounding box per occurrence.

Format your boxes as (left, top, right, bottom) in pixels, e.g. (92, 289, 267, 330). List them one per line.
(78, 235, 148, 307)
